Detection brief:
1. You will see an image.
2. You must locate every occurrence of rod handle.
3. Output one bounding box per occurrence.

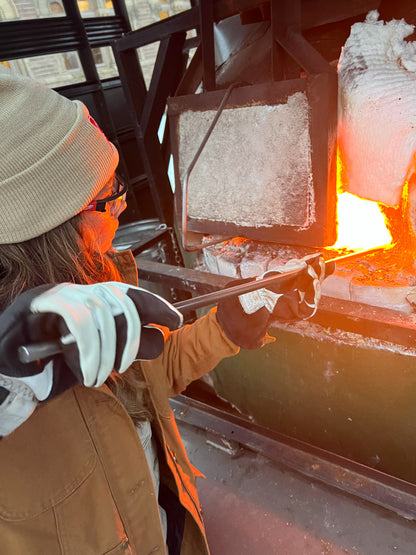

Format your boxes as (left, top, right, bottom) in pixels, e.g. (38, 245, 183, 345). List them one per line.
(18, 341, 63, 364)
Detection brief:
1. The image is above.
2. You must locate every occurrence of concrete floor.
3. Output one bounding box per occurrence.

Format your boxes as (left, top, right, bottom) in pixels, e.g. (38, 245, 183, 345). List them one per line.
(178, 421, 416, 555)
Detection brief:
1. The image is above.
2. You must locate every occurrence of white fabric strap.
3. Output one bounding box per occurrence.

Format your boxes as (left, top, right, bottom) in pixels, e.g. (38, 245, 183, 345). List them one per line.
(239, 288, 283, 315)
(0, 373, 38, 436)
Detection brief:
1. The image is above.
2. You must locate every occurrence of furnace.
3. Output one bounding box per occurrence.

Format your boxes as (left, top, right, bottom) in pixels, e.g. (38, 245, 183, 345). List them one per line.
(338, 10, 416, 209)
(165, 5, 416, 488)
(177, 92, 313, 228)
(110, 0, 416, 512)
(174, 9, 416, 314)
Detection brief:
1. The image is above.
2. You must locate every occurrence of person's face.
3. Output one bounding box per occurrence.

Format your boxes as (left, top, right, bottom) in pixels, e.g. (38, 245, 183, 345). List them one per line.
(80, 174, 127, 253)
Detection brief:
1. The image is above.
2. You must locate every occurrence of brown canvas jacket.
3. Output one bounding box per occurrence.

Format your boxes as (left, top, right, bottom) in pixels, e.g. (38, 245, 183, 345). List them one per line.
(0, 251, 239, 554)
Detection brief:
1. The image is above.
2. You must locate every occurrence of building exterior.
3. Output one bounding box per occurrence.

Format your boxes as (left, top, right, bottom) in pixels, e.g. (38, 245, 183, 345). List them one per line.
(0, 0, 191, 87)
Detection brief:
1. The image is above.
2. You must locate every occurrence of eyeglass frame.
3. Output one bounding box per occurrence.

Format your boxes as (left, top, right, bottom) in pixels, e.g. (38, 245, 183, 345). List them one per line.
(83, 175, 128, 213)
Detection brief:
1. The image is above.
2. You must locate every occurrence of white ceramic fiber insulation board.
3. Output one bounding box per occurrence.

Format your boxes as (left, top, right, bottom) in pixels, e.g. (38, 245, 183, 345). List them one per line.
(178, 91, 315, 228)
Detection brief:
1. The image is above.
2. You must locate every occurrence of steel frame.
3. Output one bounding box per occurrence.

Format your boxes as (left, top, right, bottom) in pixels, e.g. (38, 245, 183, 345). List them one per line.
(112, 8, 200, 227)
(112, 0, 340, 248)
(0, 0, 130, 140)
(171, 394, 416, 520)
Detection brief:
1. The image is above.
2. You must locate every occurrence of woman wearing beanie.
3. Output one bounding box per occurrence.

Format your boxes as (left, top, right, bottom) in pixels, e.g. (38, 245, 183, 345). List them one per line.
(0, 66, 325, 554)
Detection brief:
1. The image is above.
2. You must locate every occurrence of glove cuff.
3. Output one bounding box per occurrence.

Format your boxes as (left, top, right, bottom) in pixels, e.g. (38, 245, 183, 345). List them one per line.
(216, 300, 270, 350)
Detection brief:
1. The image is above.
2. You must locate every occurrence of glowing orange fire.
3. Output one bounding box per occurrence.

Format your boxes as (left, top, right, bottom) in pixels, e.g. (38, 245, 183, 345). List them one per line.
(333, 150, 392, 250)
(333, 192, 392, 250)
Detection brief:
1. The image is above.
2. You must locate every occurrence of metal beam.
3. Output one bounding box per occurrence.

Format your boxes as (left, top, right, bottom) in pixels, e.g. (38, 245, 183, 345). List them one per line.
(114, 7, 199, 51)
(136, 259, 416, 349)
(137, 258, 231, 294)
(313, 296, 416, 350)
(141, 32, 187, 138)
(200, 0, 216, 91)
(171, 395, 416, 520)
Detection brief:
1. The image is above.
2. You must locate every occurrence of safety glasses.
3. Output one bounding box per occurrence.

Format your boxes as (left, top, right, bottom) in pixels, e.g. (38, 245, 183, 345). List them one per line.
(83, 175, 128, 215)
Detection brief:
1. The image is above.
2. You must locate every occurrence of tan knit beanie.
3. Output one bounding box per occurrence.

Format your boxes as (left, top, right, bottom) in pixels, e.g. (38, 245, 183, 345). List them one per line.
(0, 66, 119, 243)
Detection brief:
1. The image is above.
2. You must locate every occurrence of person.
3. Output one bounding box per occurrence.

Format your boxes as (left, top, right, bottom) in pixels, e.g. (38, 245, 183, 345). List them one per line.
(0, 66, 326, 554)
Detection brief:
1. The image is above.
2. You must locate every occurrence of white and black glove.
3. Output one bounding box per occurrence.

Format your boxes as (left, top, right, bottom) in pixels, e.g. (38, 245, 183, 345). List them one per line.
(216, 254, 327, 349)
(0, 282, 183, 436)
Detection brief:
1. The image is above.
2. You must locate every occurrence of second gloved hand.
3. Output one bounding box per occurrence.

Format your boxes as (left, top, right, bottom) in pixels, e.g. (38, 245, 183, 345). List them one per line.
(216, 254, 326, 349)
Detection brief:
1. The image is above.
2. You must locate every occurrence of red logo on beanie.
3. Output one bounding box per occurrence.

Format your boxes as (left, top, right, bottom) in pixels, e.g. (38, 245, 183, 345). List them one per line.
(88, 114, 104, 134)
(88, 114, 116, 154)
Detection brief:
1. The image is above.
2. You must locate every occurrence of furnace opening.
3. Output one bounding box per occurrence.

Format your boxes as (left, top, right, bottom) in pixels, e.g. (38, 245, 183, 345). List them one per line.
(329, 147, 416, 291)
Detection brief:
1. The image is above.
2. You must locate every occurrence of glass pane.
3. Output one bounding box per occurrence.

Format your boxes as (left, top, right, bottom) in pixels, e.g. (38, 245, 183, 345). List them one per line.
(5, 52, 85, 87)
(186, 45, 197, 69)
(136, 42, 159, 88)
(93, 46, 119, 80)
(137, 37, 197, 90)
(125, 0, 191, 31)
(125, 1, 195, 89)
(78, 0, 115, 18)
(0, 0, 66, 21)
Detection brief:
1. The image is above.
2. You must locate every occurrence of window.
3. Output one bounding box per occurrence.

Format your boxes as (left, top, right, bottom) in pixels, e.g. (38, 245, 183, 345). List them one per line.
(92, 47, 103, 65)
(0, 0, 65, 20)
(6, 52, 85, 87)
(78, 0, 114, 18)
(77, 0, 90, 11)
(93, 46, 119, 80)
(49, 1, 64, 15)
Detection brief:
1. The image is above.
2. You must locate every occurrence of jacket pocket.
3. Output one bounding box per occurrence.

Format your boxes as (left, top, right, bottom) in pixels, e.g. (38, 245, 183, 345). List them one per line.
(0, 387, 96, 521)
(103, 535, 133, 554)
(55, 463, 133, 555)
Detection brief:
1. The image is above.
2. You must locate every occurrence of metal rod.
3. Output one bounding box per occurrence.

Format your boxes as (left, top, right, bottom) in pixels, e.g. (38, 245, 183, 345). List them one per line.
(17, 245, 388, 363)
(174, 244, 390, 311)
(174, 266, 303, 311)
(181, 82, 239, 251)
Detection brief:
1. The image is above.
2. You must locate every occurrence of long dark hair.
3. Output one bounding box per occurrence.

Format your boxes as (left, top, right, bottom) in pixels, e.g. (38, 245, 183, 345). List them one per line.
(0, 211, 151, 422)
(0, 213, 122, 311)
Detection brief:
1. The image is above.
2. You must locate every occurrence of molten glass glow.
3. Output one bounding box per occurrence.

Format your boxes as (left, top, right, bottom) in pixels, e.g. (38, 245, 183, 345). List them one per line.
(333, 192, 392, 250)
(334, 147, 392, 250)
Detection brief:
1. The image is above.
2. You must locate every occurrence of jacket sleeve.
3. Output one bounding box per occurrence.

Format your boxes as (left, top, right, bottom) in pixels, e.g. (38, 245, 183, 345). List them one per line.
(141, 308, 240, 397)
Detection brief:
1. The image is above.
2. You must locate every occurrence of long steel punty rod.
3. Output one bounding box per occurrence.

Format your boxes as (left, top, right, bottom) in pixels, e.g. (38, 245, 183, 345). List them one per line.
(173, 244, 389, 311)
(17, 245, 388, 363)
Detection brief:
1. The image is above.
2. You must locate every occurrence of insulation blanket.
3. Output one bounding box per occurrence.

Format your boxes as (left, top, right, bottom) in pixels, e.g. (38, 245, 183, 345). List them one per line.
(338, 10, 416, 206)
